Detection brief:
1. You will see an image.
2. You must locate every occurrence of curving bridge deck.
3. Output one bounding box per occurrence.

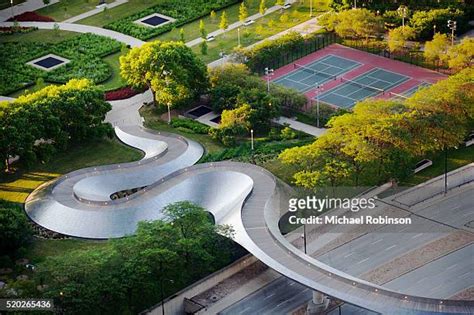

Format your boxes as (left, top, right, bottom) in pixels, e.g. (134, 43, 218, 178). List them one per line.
(25, 126, 474, 314)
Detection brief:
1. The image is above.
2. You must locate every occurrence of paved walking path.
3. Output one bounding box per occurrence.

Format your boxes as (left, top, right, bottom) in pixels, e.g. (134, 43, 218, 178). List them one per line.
(0, 21, 145, 46)
(273, 116, 326, 137)
(0, 0, 59, 22)
(63, 0, 128, 23)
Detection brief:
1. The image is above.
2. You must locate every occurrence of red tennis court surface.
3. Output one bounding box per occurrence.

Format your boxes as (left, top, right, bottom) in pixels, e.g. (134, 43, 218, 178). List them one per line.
(270, 44, 446, 109)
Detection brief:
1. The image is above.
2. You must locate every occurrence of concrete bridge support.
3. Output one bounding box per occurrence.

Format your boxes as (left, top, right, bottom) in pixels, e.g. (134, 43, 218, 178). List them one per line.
(306, 291, 329, 315)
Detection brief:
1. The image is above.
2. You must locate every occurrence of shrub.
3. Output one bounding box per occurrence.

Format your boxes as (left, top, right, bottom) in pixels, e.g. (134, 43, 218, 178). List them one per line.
(0, 201, 32, 255)
(7, 11, 54, 22)
(0, 26, 37, 34)
(0, 33, 121, 95)
(170, 118, 210, 134)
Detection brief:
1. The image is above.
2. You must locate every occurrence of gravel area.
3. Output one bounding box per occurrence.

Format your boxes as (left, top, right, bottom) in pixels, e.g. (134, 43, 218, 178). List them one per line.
(360, 230, 474, 285)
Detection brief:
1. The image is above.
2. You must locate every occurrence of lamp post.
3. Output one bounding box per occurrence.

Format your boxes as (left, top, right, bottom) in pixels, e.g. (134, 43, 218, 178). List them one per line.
(237, 27, 241, 47)
(167, 102, 171, 124)
(447, 20, 457, 45)
(301, 224, 307, 254)
(309, 0, 313, 17)
(10, 0, 14, 20)
(250, 129, 254, 150)
(353, 0, 357, 9)
(264, 67, 274, 93)
(315, 86, 323, 128)
(397, 6, 408, 28)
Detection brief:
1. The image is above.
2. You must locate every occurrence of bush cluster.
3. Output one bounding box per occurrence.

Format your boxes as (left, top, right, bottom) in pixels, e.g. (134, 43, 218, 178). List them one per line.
(0, 33, 122, 95)
(7, 11, 54, 22)
(0, 26, 37, 35)
(170, 118, 210, 134)
(104, 0, 239, 40)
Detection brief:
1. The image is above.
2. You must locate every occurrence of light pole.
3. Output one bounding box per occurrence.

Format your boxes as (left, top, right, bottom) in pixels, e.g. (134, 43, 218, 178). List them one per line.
(433, 24, 436, 36)
(250, 129, 254, 150)
(264, 67, 274, 93)
(167, 102, 171, 124)
(237, 27, 241, 47)
(309, 0, 313, 17)
(163, 70, 172, 124)
(397, 6, 408, 28)
(301, 224, 307, 254)
(447, 20, 457, 45)
(315, 86, 323, 128)
(10, 0, 14, 20)
(353, 0, 356, 9)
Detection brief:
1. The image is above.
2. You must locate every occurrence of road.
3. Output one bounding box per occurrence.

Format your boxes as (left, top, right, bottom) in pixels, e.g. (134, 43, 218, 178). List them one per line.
(384, 244, 474, 298)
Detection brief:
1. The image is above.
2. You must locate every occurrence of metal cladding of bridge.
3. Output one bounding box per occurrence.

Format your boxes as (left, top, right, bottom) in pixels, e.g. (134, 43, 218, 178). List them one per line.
(25, 126, 474, 314)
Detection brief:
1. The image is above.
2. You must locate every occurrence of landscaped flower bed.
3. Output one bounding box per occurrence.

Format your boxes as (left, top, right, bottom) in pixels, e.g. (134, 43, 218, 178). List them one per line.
(105, 86, 145, 101)
(104, 0, 239, 40)
(7, 11, 54, 22)
(0, 33, 122, 95)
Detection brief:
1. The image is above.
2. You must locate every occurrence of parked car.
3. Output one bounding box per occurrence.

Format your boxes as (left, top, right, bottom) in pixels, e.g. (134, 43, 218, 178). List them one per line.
(206, 35, 215, 42)
(413, 159, 433, 174)
(243, 19, 254, 26)
(283, 3, 292, 9)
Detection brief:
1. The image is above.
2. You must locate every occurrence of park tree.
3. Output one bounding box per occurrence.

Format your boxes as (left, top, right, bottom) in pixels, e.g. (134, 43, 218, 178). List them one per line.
(387, 26, 416, 53)
(239, 2, 248, 22)
(280, 13, 289, 24)
(259, 0, 266, 15)
(199, 19, 207, 39)
(200, 40, 208, 55)
(219, 104, 255, 135)
(409, 8, 465, 40)
(120, 41, 208, 108)
(446, 38, 473, 70)
(220, 11, 229, 31)
(318, 10, 338, 31)
(333, 9, 382, 41)
(423, 33, 450, 66)
(210, 10, 217, 22)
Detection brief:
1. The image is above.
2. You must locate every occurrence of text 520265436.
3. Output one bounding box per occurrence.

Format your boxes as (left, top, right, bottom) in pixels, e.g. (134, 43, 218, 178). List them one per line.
(0, 299, 54, 311)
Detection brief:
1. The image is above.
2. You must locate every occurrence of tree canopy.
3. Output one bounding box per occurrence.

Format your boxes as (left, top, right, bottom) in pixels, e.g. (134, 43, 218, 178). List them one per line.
(279, 68, 474, 189)
(120, 41, 208, 108)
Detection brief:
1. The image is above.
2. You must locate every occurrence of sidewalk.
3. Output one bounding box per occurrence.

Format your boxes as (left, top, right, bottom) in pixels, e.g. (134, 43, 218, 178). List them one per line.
(0, 0, 58, 22)
(273, 116, 326, 137)
(63, 0, 128, 23)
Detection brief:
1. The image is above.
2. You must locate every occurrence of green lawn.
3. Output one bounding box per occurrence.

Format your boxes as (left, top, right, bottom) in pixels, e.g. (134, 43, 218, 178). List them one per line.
(140, 106, 225, 154)
(100, 49, 128, 91)
(76, 0, 164, 27)
(154, 0, 272, 42)
(193, 2, 327, 63)
(401, 145, 474, 187)
(36, 0, 114, 22)
(0, 138, 143, 203)
(0, 29, 79, 44)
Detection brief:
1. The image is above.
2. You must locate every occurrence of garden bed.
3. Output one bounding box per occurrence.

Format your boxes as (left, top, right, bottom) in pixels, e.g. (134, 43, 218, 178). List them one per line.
(0, 33, 122, 95)
(104, 0, 239, 40)
(7, 11, 54, 22)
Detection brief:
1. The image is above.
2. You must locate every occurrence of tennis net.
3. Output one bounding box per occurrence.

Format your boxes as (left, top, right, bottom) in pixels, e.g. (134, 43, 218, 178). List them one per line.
(340, 77, 384, 94)
(389, 91, 408, 99)
(294, 63, 337, 80)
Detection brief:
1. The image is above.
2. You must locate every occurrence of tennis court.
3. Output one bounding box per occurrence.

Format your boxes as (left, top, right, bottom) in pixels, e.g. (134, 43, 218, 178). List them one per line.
(317, 68, 410, 108)
(390, 82, 431, 100)
(273, 55, 360, 93)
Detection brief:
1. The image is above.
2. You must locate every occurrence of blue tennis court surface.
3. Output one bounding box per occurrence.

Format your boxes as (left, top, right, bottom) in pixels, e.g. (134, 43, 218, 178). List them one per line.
(273, 55, 360, 93)
(317, 68, 410, 108)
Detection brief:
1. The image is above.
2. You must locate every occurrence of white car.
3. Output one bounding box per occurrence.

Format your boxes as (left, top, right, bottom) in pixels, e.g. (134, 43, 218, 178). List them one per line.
(283, 3, 292, 9)
(465, 132, 474, 147)
(243, 19, 254, 26)
(206, 35, 215, 42)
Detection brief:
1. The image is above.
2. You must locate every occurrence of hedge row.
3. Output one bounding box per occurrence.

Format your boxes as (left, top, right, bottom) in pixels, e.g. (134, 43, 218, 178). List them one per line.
(0, 33, 122, 95)
(170, 118, 210, 134)
(104, 0, 239, 40)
